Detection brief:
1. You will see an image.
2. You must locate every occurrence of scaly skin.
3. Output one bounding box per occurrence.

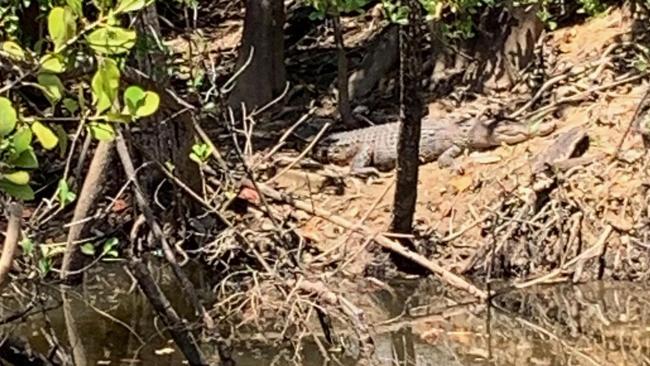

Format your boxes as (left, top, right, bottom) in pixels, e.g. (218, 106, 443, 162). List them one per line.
(313, 116, 556, 172)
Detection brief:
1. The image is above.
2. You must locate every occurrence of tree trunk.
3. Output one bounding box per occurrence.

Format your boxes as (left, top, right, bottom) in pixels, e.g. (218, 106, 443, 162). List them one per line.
(131, 4, 201, 217)
(348, 25, 399, 102)
(228, 0, 286, 113)
(390, 0, 424, 271)
(426, 2, 544, 96)
(467, 2, 544, 92)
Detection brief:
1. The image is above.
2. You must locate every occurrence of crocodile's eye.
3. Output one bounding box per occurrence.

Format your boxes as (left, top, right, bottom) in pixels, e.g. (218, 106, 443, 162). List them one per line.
(328, 145, 353, 161)
(329, 146, 344, 158)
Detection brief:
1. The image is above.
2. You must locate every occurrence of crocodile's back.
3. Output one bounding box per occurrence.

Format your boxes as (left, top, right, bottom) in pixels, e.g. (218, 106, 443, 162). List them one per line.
(419, 120, 461, 163)
(314, 117, 461, 171)
(329, 122, 401, 145)
(313, 123, 395, 167)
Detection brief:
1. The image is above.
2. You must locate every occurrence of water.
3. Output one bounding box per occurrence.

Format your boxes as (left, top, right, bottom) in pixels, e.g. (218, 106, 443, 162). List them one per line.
(3, 262, 650, 365)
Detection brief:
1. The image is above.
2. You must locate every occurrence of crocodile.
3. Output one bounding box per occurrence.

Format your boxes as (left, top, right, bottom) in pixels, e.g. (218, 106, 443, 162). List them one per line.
(313, 115, 556, 173)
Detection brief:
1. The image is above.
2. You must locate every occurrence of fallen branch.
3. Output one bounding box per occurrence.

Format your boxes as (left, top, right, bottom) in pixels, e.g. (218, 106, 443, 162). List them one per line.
(249, 181, 488, 300)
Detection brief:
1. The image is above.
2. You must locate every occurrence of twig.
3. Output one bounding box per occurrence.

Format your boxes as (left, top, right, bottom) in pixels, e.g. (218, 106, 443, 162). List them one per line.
(253, 107, 316, 171)
(514, 224, 613, 288)
(521, 72, 649, 122)
(221, 46, 255, 94)
(266, 121, 332, 184)
(226, 109, 283, 231)
(250, 81, 290, 117)
(611, 83, 650, 162)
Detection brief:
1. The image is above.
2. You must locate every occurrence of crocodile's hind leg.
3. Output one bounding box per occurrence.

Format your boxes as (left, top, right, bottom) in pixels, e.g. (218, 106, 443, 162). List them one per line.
(437, 145, 465, 175)
(348, 144, 380, 178)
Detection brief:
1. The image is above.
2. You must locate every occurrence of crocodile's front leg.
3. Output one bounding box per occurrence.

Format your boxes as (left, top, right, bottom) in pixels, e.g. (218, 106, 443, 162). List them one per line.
(437, 144, 465, 174)
(349, 144, 380, 177)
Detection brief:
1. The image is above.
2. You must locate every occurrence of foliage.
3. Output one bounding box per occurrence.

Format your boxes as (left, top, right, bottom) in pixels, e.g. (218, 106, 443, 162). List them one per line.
(189, 143, 212, 165)
(81, 237, 120, 259)
(376, 0, 610, 37)
(0, 0, 161, 201)
(307, 0, 371, 19)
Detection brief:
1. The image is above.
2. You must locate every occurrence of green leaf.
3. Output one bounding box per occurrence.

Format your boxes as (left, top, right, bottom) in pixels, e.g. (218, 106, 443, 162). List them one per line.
(40, 53, 66, 73)
(189, 152, 202, 164)
(2, 171, 30, 185)
(10, 149, 39, 169)
(38, 257, 51, 275)
(102, 237, 118, 255)
(190, 142, 211, 164)
(115, 0, 146, 13)
(63, 98, 79, 114)
(91, 58, 120, 114)
(2, 41, 26, 61)
(12, 127, 32, 153)
(86, 26, 136, 55)
(123, 85, 145, 110)
(0, 97, 17, 136)
(87, 122, 115, 141)
(48, 7, 77, 51)
(37, 73, 64, 104)
(31, 121, 59, 150)
(40, 246, 51, 258)
(66, 0, 83, 16)
(81, 243, 95, 256)
(105, 112, 133, 123)
(136, 91, 159, 117)
(53, 124, 69, 157)
(164, 161, 174, 172)
(123, 86, 159, 117)
(0, 179, 34, 200)
(57, 179, 77, 208)
(19, 238, 34, 256)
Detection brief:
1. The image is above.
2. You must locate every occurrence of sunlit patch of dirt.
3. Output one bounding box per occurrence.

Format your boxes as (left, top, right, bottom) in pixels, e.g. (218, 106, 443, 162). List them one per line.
(270, 7, 650, 279)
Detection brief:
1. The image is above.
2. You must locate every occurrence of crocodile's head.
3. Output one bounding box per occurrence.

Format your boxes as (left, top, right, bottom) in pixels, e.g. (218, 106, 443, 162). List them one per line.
(313, 137, 360, 165)
(469, 118, 556, 148)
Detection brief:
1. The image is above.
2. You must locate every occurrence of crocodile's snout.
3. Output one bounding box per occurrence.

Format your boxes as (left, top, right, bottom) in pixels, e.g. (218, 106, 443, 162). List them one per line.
(492, 120, 556, 144)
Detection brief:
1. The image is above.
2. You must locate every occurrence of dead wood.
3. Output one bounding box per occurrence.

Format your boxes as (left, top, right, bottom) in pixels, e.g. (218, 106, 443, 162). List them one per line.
(60, 140, 114, 284)
(127, 257, 208, 366)
(0, 202, 22, 290)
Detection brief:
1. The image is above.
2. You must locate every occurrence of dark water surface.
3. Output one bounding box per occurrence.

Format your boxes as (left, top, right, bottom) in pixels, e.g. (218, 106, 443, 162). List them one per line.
(3, 262, 650, 365)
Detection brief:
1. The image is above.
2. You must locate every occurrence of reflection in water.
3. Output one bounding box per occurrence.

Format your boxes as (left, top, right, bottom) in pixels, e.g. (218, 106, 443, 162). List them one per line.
(62, 289, 88, 366)
(2, 263, 650, 365)
(372, 280, 650, 366)
(1, 261, 206, 365)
